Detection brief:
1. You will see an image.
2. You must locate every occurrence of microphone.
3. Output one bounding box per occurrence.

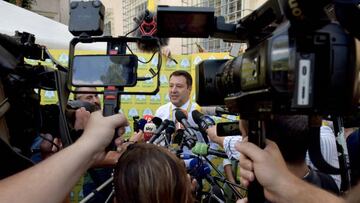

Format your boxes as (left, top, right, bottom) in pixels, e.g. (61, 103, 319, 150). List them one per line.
(148, 119, 171, 143)
(192, 143, 228, 158)
(201, 106, 239, 116)
(133, 10, 169, 53)
(192, 110, 215, 132)
(143, 122, 156, 142)
(134, 118, 147, 132)
(175, 109, 196, 138)
(165, 121, 175, 144)
(187, 157, 211, 179)
(151, 116, 163, 128)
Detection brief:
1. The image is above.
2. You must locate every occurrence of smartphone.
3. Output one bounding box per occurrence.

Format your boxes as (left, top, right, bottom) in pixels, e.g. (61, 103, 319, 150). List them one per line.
(216, 121, 241, 136)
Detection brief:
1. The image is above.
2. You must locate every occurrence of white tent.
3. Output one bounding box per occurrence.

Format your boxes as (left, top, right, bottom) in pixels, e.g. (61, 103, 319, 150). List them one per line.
(0, 0, 105, 50)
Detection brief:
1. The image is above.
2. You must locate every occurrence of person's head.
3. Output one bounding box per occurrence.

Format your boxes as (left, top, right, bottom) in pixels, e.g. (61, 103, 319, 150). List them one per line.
(265, 115, 310, 164)
(168, 70, 192, 107)
(114, 143, 193, 203)
(74, 87, 101, 109)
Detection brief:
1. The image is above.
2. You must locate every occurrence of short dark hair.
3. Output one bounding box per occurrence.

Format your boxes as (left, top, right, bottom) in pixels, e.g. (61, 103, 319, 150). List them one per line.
(169, 70, 192, 88)
(265, 115, 310, 164)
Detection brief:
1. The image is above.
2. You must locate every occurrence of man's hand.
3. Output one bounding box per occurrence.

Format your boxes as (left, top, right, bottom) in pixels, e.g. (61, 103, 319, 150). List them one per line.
(235, 139, 294, 202)
(77, 111, 129, 162)
(74, 107, 91, 130)
(130, 130, 144, 142)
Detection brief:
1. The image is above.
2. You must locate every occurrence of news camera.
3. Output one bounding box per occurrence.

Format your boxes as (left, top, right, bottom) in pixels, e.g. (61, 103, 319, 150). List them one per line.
(157, 1, 360, 201)
(157, 1, 360, 118)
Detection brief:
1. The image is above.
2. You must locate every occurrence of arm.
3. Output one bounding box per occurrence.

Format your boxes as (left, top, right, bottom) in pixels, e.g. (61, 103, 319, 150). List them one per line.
(0, 111, 128, 203)
(236, 139, 344, 203)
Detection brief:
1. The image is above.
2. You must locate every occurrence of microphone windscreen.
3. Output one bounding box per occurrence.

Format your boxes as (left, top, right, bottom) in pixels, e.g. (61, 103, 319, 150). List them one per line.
(143, 114, 154, 122)
(151, 116, 163, 128)
(175, 109, 187, 122)
(192, 110, 203, 124)
(137, 118, 148, 131)
(165, 121, 175, 134)
(133, 10, 169, 53)
(143, 122, 156, 141)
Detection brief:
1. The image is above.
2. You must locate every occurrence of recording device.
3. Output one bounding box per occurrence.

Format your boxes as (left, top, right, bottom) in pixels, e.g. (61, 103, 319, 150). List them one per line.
(192, 110, 215, 133)
(148, 119, 172, 143)
(68, 1, 162, 96)
(133, 9, 170, 53)
(69, 0, 104, 37)
(175, 109, 197, 138)
(201, 106, 239, 116)
(71, 55, 138, 87)
(216, 121, 241, 136)
(157, 2, 360, 117)
(151, 116, 163, 128)
(157, 1, 360, 201)
(143, 122, 157, 142)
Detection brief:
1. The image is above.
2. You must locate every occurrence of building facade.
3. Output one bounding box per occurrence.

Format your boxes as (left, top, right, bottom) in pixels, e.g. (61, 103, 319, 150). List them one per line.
(29, 0, 266, 54)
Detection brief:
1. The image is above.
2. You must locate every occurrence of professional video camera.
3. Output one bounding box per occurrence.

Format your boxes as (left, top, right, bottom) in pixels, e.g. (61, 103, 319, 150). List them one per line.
(0, 30, 71, 179)
(156, 1, 360, 201)
(157, 1, 360, 117)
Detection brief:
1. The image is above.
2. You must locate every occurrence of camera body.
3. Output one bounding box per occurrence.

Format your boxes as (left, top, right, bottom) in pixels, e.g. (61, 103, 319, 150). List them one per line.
(157, 1, 360, 118)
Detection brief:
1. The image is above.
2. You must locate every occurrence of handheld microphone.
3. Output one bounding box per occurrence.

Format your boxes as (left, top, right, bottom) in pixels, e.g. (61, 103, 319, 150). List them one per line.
(165, 121, 175, 143)
(151, 116, 163, 128)
(175, 109, 196, 138)
(148, 119, 171, 143)
(188, 158, 211, 179)
(134, 118, 147, 132)
(192, 110, 215, 129)
(143, 122, 156, 141)
(192, 143, 228, 158)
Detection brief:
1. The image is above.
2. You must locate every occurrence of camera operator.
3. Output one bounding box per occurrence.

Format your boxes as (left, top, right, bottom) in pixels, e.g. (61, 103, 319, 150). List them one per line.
(0, 111, 129, 203)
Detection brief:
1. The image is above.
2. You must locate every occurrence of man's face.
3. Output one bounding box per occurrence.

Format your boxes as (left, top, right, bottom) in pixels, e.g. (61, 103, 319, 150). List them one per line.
(169, 75, 191, 107)
(76, 87, 101, 109)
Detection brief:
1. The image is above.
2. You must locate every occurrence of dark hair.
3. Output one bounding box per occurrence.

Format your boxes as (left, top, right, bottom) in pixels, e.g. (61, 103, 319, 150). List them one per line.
(265, 115, 310, 164)
(169, 70, 192, 88)
(114, 143, 193, 203)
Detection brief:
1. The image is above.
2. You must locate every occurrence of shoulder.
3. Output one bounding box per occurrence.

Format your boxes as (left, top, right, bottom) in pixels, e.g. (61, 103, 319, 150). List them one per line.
(155, 102, 171, 115)
(305, 169, 340, 195)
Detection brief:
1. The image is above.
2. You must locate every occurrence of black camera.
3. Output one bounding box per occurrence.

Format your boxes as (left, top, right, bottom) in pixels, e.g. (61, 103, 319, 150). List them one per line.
(157, 1, 360, 118)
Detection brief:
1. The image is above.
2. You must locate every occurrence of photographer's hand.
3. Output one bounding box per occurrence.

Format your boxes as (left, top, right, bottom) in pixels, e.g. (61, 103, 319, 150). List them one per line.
(77, 110, 129, 162)
(0, 111, 128, 203)
(235, 139, 343, 203)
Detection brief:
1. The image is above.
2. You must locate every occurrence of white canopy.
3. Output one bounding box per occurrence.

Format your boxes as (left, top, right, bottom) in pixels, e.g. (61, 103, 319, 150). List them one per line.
(0, 1, 105, 50)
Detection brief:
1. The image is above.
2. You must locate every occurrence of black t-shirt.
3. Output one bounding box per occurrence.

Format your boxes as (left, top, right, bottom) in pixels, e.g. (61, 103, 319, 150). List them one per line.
(347, 129, 360, 186)
(304, 169, 340, 195)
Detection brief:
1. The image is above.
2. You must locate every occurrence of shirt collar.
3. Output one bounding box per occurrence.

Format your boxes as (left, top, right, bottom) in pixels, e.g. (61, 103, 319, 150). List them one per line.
(171, 99, 190, 111)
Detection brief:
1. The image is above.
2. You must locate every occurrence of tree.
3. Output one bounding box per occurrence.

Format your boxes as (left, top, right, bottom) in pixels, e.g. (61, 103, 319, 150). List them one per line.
(5, 0, 34, 9)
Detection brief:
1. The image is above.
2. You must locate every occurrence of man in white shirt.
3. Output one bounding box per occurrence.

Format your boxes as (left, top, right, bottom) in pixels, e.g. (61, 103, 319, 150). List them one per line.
(155, 70, 200, 126)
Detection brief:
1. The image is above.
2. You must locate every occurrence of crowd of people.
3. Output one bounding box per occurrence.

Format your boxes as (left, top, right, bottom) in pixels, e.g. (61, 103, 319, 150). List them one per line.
(0, 68, 359, 203)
